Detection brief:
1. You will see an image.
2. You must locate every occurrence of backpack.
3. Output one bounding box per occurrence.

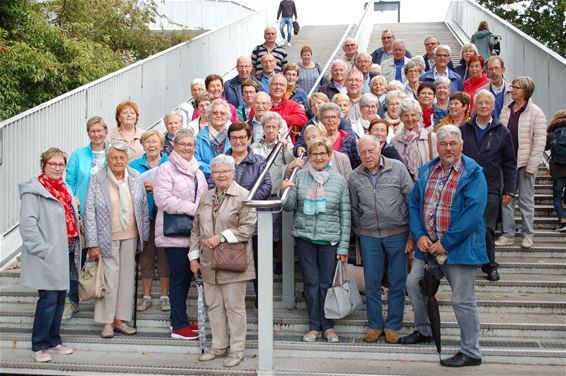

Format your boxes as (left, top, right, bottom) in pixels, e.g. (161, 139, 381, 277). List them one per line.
(551, 126, 566, 165)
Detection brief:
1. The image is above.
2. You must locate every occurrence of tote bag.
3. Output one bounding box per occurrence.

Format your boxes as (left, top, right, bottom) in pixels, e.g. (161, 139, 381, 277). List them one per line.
(324, 261, 363, 319)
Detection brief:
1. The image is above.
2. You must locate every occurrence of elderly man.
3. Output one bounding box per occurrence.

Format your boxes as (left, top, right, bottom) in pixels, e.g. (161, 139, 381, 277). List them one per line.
(251, 26, 288, 78)
(346, 69, 365, 121)
(318, 59, 348, 100)
(342, 37, 359, 69)
(461, 90, 517, 282)
(371, 30, 413, 65)
(180, 79, 206, 122)
(400, 125, 487, 368)
(354, 52, 376, 93)
(477, 56, 512, 119)
(420, 45, 463, 94)
(423, 36, 455, 72)
(268, 74, 307, 141)
(349, 135, 414, 344)
(248, 92, 273, 142)
(380, 40, 412, 83)
(259, 54, 277, 92)
(224, 56, 264, 108)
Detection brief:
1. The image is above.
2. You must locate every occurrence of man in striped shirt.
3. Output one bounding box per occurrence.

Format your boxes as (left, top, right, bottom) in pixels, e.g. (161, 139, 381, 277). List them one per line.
(251, 26, 288, 79)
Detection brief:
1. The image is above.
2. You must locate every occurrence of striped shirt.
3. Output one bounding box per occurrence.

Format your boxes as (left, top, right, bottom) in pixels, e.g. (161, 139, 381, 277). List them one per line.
(423, 159, 463, 241)
(251, 44, 288, 78)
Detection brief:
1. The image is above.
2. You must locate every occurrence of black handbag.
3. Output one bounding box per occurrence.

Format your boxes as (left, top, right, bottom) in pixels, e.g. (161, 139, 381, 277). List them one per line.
(162, 176, 198, 237)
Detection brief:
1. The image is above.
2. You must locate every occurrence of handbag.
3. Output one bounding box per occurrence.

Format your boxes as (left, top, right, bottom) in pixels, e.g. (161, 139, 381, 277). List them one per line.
(78, 257, 108, 301)
(163, 176, 198, 236)
(324, 261, 363, 319)
(209, 199, 248, 272)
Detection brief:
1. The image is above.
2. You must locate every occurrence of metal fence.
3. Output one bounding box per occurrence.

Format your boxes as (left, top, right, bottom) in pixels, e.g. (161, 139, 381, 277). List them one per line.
(0, 5, 276, 251)
(445, 0, 566, 119)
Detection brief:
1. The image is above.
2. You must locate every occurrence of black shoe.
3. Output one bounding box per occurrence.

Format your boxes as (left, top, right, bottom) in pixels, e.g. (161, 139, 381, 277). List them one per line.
(440, 351, 481, 367)
(481, 264, 489, 274)
(487, 269, 500, 281)
(398, 330, 433, 345)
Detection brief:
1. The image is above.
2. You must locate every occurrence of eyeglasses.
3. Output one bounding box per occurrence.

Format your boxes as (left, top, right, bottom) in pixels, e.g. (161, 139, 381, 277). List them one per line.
(175, 142, 195, 148)
(45, 162, 66, 169)
(438, 141, 461, 149)
(88, 128, 107, 134)
(211, 111, 227, 116)
(310, 152, 328, 158)
(361, 104, 378, 110)
(321, 115, 339, 121)
(212, 170, 233, 176)
(510, 85, 523, 90)
(435, 54, 450, 58)
(229, 135, 248, 142)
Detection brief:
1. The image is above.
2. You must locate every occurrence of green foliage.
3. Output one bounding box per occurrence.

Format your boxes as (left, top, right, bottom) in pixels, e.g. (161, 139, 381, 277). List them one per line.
(0, 0, 193, 121)
(477, 0, 566, 58)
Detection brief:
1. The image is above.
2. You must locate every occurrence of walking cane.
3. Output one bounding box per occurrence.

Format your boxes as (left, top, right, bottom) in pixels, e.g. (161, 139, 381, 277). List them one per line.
(133, 253, 140, 329)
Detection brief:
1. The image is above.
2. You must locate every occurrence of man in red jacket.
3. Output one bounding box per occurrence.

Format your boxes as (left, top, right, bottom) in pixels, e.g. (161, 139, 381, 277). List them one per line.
(269, 74, 307, 141)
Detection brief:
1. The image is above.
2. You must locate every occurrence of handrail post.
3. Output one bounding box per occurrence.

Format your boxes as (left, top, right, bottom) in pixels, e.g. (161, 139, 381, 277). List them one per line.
(257, 210, 274, 375)
(281, 210, 295, 309)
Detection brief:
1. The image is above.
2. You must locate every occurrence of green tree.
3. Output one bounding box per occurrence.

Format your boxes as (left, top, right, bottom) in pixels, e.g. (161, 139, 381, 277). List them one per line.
(477, 0, 566, 58)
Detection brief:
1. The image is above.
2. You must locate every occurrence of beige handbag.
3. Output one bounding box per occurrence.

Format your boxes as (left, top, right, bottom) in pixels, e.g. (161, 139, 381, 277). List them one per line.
(78, 258, 108, 301)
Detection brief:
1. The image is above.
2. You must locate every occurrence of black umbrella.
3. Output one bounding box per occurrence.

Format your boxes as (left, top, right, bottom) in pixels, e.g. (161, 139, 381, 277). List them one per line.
(196, 276, 207, 354)
(418, 253, 442, 361)
(133, 253, 140, 329)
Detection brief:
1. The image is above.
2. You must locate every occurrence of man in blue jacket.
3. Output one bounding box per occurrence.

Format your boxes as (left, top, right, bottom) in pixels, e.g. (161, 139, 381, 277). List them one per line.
(399, 125, 487, 367)
(419, 45, 462, 94)
(461, 90, 517, 282)
(223, 56, 264, 108)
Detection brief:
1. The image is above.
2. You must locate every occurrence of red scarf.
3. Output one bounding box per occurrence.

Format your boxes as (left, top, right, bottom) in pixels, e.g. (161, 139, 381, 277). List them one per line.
(422, 106, 434, 128)
(38, 174, 79, 242)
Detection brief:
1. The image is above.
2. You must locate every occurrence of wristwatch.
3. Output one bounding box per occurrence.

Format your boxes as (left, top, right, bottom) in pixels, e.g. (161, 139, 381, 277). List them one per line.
(219, 234, 226, 243)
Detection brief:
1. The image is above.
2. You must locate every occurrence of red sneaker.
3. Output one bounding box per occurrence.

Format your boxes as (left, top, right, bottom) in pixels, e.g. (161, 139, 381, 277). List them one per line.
(171, 327, 199, 340)
(189, 322, 199, 331)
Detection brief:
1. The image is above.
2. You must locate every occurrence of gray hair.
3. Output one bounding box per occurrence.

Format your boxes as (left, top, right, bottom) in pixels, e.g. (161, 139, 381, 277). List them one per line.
(385, 90, 408, 106)
(357, 135, 381, 153)
(210, 154, 236, 171)
(355, 52, 371, 64)
(411, 55, 426, 70)
(433, 77, 451, 87)
(460, 43, 478, 57)
(331, 58, 348, 70)
(173, 128, 195, 143)
(260, 111, 285, 130)
(403, 60, 420, 74)
(370, 75, 387, 87)
(436, 124, 463, 142)
(253, 91, 271, 104)
(359, 93, 379, 107)
(318, 102, 341, 117)
(190, 78, 205, 89)
(434, 44, 452, 56)
(342, 37, 357, 48)
(386, 80, 404, 92)
(163, 111, 183, 124)
(108, 141, 129, 155)
(399, 98, 423, 119)
(206, 99, 230, 119)
(392, 39, 406, 49)
(474, 89, 495, 104)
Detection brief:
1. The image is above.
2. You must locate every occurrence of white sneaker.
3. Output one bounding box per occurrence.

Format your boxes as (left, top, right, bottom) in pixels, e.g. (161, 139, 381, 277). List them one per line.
(495, 236, 515, 246)
(32, 350, 52, 362)
(521, 237, 534, 248)
(62, 300, 79, 320)
(287, 42, 292, 47)
(50, 344, 74, 355)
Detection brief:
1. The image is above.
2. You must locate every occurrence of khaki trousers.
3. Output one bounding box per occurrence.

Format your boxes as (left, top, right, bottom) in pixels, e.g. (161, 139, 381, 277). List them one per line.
(94, 238, 136, 324)
(204, 281, 247, 355)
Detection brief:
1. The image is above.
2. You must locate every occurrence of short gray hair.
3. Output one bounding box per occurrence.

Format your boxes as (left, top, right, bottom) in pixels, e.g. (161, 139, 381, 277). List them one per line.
(206, 99, 230, 119)
(210, 154, 236, 171)
(253, 91, 271, 104)
(173, 128, 195, 143)
(163, 111, 183, 124)
(411, 55, 426, 70)
(385, 90, 408, 106)
(392, 39, 406, 49)
(260, 111, 285, 131)
(474, 89, 495, 104)
(331, 58, 347, 70)
(434, 44, 452, 56)
(357, 135, 381, 153)
(436, 124, 462, 142)
(190, 78, 205, 89)
(433, 77, 451, 87)
(359, 93, 379, 107)
(108, 141, 129, 155)
(370, 75, 387, 87)
(399, 98, 423, 119)
(318, 102, 341, 117)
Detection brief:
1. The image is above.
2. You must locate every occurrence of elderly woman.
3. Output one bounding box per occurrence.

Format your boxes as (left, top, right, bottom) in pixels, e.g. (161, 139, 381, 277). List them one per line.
(307, 92, 330, 127)
(107, 100, 145, 161)
(20, 148, 80, 362)
(281, 137, 351, 343)
(370, 75, 387, 106)
(237, 80, 259, 122)
(351, 93, 380, 139)
(195, 99, 232, 181)
(162, 111, 184, 156)
(188, 93, 214, 137)
(391, 99, 438, 181)
(497, 76, 547, 249)
(434, 92, 471, 132)
(297, 45, 327, 93)
(129, 130, 170, 312)
(332, 93, 351, 119)
(368, 118, 402, 161)
(85, 142, 149, 338)
(349, 135, 414, 344)
(384, 90, 408, 134)
(417, 82, 446, 129)
(320, 102, 360, 168)
(248, 91, 274, 142)
(463, 55, 490, 110)
(153, 128, 207, 339)
(284, 63, 310, 116)
(402, 61, 422, 100)
(64, 116, 108, 319)
(434, 77, 451, 113)
(188, 155, 257, 367)
(455, 43, 479, 81)
(191, 74, 239, 123)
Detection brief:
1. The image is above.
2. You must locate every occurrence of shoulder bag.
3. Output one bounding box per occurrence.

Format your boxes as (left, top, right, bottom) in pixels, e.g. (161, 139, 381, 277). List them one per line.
(210, 198, 248, 272)
(78, 257, 108, 301)
(324, 261, 363, 319)
(163, 175, 198, 236)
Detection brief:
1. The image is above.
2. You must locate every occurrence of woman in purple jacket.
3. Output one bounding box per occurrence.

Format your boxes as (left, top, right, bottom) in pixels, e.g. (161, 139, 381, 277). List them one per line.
(153, 128, 208, 340)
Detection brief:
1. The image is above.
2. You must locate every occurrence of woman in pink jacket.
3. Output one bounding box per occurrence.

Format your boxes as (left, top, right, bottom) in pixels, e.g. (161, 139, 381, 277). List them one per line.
(154, 128, 208, 339)
(496, 76, 547, 249)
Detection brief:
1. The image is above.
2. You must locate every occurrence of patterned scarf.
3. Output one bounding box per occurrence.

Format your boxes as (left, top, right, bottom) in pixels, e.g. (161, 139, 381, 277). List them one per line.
(303, 164, 332, 215)
(37, 174, 78, 242)
(401, 125, 423, 180)
(210, 127, 228, 157)
(106, 168, 132, 230)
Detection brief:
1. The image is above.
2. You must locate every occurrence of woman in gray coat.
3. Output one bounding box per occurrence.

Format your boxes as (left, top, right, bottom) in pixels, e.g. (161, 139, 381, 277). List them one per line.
(19, 147, 80, 362)
(85, 142, 149, 338)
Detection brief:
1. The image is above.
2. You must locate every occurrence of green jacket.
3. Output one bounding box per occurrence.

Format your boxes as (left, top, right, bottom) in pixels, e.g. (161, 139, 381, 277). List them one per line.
(282, 168, 351, 255)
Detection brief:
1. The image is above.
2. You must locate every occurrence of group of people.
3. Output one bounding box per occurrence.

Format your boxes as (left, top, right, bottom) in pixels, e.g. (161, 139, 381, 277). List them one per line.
(18, 15, 565, 370)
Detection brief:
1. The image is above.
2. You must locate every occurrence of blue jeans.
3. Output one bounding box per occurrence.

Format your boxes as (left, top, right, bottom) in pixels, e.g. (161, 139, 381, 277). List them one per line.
(165, 247, 191, 331)
(359, 233, 408, 331)
(296, 238, 337, 332)
(279, 17, 293, 42)
(68, 248, 87, 303)
(553, 176, 566, 220)
(32, 290, 66, 351)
